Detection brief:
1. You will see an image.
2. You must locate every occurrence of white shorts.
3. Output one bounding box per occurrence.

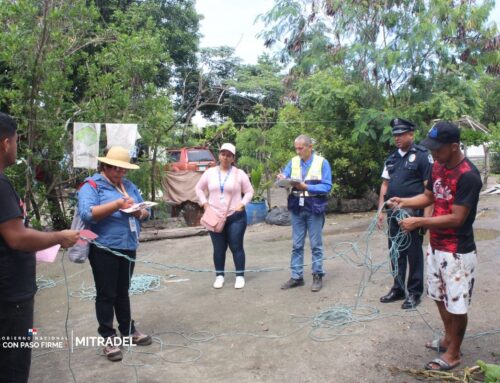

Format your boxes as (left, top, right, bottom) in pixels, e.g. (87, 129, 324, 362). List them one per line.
(426, 245, 477, 315)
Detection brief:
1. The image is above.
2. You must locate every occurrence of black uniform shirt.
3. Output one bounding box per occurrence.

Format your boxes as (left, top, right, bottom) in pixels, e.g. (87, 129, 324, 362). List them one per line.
(0, 174, 37, 302)
(382, 143, 432, 199)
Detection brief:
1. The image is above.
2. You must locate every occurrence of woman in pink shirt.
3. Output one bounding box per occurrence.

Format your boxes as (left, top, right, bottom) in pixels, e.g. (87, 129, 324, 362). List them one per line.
(195, 143, 254, 289)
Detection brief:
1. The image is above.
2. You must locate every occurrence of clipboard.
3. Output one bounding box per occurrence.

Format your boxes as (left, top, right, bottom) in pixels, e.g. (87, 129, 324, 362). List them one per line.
(275, 178, 302, 188)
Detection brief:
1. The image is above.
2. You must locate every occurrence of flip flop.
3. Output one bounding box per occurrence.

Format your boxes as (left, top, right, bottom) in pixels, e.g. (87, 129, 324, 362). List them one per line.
(425, 338, 448, 353)
(425, 357, 461, 371)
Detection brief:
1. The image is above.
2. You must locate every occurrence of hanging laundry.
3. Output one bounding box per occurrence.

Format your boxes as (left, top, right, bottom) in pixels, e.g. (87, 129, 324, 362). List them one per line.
(105, 123, 141, 156)
(73, 122, 101, 169)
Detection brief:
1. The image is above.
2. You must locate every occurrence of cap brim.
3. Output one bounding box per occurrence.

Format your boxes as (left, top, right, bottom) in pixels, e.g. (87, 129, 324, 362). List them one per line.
(392, 128, 411, 135)
(97, 157, 140, 169)
(220, 149, 235, 155)
(420, 138, 443, 150)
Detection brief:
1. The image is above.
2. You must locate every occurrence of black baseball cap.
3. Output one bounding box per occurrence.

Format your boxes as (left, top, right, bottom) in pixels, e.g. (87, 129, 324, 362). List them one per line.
(421, 121, 460, 150)
(390, 118, 415, 135)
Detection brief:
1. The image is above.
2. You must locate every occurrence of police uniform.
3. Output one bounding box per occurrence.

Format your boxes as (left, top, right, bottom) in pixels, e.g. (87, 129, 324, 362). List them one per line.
(380, 118, 432, 307)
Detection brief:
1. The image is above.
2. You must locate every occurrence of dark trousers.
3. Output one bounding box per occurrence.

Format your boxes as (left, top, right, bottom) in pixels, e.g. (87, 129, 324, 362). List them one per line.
(88, 244, 136, 338)
(0, 298, 34, 383)
(209, 210, 247, 277)
(388, 217, 424, 296)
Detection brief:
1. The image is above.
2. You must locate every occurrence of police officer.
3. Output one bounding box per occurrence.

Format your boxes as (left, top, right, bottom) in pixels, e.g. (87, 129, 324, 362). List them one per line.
(277, 135, 332, 292)
(377, 118, 433, 309)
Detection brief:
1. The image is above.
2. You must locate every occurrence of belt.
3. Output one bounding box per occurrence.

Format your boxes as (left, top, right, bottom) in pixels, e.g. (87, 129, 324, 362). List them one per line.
(291, 191, 328, 198)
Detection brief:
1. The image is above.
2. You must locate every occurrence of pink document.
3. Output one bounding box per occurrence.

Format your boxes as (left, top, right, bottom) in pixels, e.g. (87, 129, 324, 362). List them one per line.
(36, 244, 61, 263)
(77, 229, 98, 245)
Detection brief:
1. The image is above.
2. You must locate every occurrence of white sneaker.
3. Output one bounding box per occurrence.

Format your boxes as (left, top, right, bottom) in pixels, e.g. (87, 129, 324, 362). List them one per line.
(234, 276, 245, 289)
(213, 276, 224, 289)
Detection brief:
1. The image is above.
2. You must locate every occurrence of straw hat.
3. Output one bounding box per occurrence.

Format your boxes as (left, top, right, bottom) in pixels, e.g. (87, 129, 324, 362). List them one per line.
(97, 146, 139, 170)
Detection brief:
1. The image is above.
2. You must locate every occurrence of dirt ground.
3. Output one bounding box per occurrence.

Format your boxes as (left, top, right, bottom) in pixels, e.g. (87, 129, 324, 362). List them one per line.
(30, 186, 499, 383)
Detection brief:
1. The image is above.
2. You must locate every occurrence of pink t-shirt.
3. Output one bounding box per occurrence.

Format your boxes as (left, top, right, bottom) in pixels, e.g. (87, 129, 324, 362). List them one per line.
(195, 166, 254, 217)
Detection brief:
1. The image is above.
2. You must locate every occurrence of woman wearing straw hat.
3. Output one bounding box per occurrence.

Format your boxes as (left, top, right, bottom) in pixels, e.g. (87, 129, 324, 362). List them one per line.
(78, 146, 152, 362)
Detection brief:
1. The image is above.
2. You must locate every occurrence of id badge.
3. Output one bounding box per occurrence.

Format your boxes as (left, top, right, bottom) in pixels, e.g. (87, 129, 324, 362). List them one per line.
(220, 194, 225, 204)
(299, 197, 305, 206)
(129, 216, 137, 233)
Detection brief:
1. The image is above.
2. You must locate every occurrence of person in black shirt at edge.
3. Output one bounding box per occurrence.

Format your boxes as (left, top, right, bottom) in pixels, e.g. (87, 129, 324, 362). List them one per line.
(389, 121, 482, 372)
(377, 118, 433, 309)
(0, 112, 80, 383)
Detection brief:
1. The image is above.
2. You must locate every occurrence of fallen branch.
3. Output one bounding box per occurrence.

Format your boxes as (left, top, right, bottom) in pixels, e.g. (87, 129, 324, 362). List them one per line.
(140, 226, 207, 242)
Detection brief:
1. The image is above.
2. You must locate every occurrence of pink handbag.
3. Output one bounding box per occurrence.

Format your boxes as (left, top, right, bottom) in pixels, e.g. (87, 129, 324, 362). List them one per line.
(200, 206, 227, 233)
(200, 167, 238, 233)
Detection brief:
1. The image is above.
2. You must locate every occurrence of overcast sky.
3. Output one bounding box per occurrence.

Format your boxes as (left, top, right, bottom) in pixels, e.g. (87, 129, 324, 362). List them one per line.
(195, 0, 500, 64)
(195, 0, 271, 64)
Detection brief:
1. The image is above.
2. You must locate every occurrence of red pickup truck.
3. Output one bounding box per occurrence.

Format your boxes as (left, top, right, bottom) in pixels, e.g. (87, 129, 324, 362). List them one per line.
(165, 147, 216, 172)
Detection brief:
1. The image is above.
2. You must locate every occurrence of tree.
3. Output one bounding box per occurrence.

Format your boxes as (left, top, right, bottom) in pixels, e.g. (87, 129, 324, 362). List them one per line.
(0, 0, 102, 228)
(78, 4, 176, 201)
(92, 0, 201, 88)
(0, 0, 201, 227)
(257, 0, 499, 197)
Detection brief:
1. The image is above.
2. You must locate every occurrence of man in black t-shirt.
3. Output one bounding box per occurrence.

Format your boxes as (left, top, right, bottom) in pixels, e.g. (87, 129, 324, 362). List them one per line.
(388, 121, 482, 372)
(0, 112, 79, 383)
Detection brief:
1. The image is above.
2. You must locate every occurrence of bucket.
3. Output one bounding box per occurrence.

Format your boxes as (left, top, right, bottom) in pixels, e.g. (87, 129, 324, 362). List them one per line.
(246, 201, 268, 225)
(182, 201, 204, 226)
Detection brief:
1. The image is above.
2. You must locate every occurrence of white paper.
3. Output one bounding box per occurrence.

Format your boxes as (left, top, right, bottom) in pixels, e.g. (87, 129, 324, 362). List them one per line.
(106, 123, 140, 154)
(120, 201, 158, 213)
(73, 122, 101, 169)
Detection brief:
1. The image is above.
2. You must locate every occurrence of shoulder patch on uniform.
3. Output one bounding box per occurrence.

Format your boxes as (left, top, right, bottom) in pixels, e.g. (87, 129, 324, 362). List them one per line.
(428, 153, 434, 164)
(415, 144, 428, 152)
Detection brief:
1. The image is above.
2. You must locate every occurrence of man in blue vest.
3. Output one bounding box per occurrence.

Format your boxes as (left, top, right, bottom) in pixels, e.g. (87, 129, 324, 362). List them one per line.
(278, 135, 332, 292)
(377, 118, 433, 309)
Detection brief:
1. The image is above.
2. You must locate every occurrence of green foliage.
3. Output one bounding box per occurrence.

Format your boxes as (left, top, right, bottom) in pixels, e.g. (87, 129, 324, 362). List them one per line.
(1, 0, 498, 218)
(491, 153, 500, 174)
(479, 75, 500, 126)
(294, 69, 389, 197)
(476, 360, 500, 383)
(249, 164, 272, 202)
(0, 0, 199, 226)
(255, 0, 498, 198)
(126, 159, 153, 199)
(490, 123, 500, 153)
(266, 104, 305, 170)
(236, 104, 276, 169)
(461, 129, 489, 147)
(201, 119, 238, 151)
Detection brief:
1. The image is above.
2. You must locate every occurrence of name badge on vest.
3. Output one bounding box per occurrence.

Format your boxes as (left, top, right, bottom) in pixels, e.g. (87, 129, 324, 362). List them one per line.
(299, 196, 305, 206)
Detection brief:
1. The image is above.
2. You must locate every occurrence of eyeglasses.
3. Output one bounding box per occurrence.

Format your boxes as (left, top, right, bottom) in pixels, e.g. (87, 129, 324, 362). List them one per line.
(106, 165, 127, 172)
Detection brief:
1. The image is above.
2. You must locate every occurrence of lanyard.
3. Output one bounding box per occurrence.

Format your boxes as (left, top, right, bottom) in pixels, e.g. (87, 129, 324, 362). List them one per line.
(101, 173, 129, 198)
(218, 166, 232, 194)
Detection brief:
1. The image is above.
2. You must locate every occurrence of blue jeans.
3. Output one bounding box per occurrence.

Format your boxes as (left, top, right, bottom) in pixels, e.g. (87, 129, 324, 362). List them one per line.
(209, 210, 247, 276)
(290, 209, 325, 279)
